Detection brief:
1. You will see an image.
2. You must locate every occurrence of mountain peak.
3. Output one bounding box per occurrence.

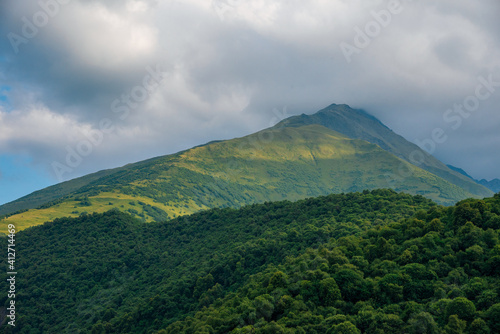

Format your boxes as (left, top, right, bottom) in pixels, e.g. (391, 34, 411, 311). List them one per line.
(277, 103, 492, 199)
(279, 103, 387, 129)
(319, 103, 385, 124)
(276, 103, 396, 152)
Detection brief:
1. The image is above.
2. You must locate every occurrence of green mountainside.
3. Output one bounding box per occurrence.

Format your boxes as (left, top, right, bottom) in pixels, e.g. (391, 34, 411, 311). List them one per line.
(0, 168, 119, 217)
(2, 190, 500, 333)
(277, 104, 492, 199)
(447, 165, 475, 180)
(0, 123, 483, 233)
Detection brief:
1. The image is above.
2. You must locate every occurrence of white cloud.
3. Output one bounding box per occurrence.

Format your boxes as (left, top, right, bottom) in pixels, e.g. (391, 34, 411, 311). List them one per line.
(44, 1, 158, 70)
(0, 106, 81, 149)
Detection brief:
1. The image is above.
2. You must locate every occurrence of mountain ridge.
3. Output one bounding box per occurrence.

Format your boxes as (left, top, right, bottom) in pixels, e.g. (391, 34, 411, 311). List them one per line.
(478, 178, 500, 193)
(447, 164, 500, 193)
(0, 104, 493, 232)
(277, 104, 492, 198)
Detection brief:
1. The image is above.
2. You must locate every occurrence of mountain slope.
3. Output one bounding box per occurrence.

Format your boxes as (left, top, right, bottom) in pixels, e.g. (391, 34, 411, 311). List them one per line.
(447, 164, 475, 179)
(0, 168, 119, 217)
(277, 104, 492, 198)
(447, 164, 500, 193)
(0, 124, 478, 232)
(478, 179, 500, 193)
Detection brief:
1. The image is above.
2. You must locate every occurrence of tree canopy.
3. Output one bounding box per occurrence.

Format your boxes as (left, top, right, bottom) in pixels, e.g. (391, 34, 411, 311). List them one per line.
(1, 190, 500, 333)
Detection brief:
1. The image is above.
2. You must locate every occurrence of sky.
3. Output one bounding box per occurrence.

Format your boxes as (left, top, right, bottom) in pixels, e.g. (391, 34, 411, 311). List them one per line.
(0, 0, 499, 205)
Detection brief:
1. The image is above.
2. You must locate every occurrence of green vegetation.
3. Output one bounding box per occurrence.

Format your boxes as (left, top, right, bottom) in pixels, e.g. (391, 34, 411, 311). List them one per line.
(277, 104, 492, 199)
(0, 169, 119, 216)
(1, 190, 500, 333)
(0, 124, 487, 233)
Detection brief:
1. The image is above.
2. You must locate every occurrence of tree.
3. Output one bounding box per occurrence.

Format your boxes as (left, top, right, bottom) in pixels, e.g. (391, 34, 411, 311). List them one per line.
(453, 203, 481, 227)
(193, 274, 215, 298)
(319, 278, 341, 306)
(332, 321, 361, 334)
(407, 312, 439, 334)
(376, 273, 404, 304)
(254, 295, 275, 320)
(444, 315, 466, 334)
(486, 303, 500, 332)
(269, 271, 288, 289)
(257, 321, 287, 334)
(469, 318, 490, 334)
(446, 297, 476, 321)
(334, 268, 371, 302)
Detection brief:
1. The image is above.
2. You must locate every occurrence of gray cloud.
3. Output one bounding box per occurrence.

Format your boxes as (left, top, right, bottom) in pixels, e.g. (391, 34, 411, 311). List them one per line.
(1, 0, 499, 184)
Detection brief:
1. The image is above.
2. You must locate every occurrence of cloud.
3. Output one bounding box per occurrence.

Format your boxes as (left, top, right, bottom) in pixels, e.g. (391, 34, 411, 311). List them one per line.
(0, 0, 499, 187)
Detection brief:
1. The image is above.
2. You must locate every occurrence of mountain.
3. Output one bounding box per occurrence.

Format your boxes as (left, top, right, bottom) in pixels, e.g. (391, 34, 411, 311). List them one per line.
(478, 179, 500, 193)
(446, 164, 475, 179)
(0, 168, 118, 217)
(2, 190, 500, 332)
(278, 104, 492, 198)
(447, 164, 500, 193)
(0, 104, 493, 233)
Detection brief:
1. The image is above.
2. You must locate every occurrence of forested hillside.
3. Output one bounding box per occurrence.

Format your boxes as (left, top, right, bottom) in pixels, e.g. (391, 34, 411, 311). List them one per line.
(165, 193, 500, 333)
(1, 190, 500, 333)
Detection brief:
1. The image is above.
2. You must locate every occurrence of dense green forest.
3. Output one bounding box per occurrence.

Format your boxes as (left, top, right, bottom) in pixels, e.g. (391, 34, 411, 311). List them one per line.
(1, 190, 500, 333)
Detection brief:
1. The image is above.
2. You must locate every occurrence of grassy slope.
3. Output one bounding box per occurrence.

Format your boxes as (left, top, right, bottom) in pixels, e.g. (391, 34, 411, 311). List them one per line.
(277, 104, 493, 198)
(0, 125, 480, 233)
(0, 168, 119, 216)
